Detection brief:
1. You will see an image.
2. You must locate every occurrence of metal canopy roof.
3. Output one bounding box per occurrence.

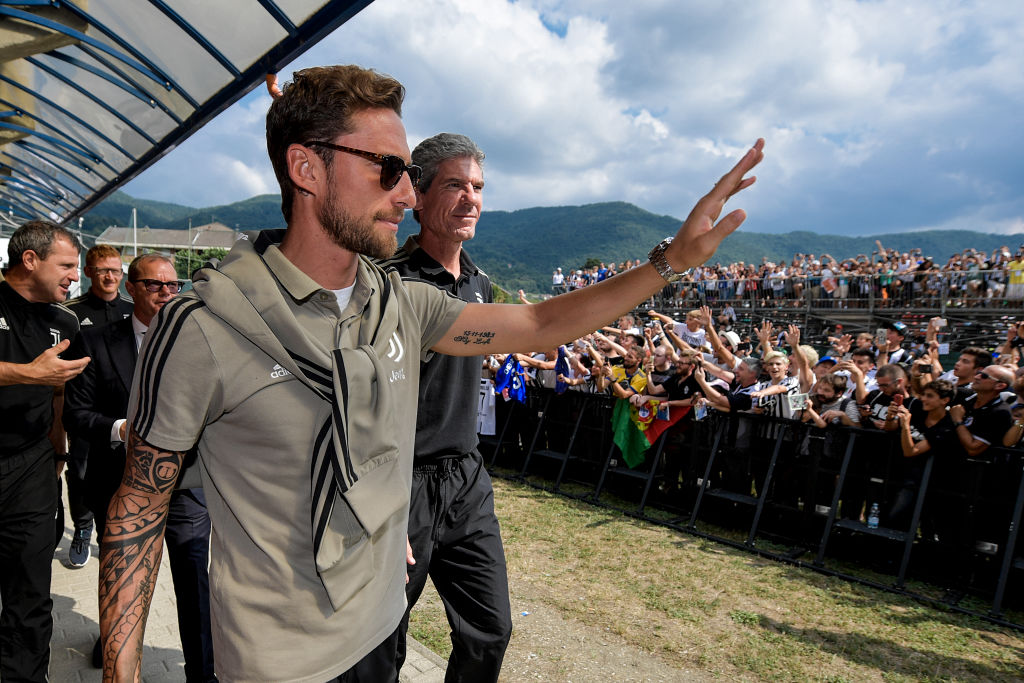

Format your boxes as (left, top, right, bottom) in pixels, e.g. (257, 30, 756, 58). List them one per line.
(0, 0, 374, 228)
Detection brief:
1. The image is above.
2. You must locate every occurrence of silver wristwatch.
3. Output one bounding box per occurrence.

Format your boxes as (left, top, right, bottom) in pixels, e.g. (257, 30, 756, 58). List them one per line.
(648, 237, 683, 283)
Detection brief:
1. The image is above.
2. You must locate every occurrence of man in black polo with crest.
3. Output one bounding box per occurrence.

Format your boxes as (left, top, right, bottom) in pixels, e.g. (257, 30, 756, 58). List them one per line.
(0, 220, 89, 682)
(380, 133, 512, 681)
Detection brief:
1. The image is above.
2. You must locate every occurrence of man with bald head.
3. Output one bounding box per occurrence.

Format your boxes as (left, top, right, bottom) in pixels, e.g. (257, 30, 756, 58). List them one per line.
(949, 364, 1014, 457)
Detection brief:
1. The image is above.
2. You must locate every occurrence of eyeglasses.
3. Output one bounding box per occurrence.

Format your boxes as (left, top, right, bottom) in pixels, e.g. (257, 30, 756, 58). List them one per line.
(91, 267, 122, 277)
(304, 141, 422, 190)
(131, 279, 184, 293)
(975, 371, 993, 381)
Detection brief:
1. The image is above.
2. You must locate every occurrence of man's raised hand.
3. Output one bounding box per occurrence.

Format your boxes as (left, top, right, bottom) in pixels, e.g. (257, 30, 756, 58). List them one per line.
(665, 139, 764, 271)
(27, 339, 89, 385)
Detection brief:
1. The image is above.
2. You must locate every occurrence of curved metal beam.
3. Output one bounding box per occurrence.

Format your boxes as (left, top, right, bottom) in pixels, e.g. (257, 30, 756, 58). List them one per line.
(255, 0, 296, 32)
(0, 120, 98, 162)
(26, 56, 156, 145)
(43, 50, 156, 109)
(147, 0, 240, 77)
(76, 44, 184, 125)
(58, 0, 200, 108)
(0, 154, 87, 203)
(0, 86, 133, 166)
(16, 139, 95, 173)
(0, 5, 167, 85)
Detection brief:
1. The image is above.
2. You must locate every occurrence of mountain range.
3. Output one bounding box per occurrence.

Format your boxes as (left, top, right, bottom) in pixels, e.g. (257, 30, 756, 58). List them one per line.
(82, 191, 1021, 295)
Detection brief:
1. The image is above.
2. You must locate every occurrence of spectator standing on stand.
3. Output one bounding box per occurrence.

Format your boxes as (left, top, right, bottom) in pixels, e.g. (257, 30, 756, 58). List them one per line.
(551, 267, 565, 295)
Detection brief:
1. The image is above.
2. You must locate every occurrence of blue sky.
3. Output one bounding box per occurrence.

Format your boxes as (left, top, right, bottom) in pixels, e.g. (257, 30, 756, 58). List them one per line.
(123, 0, 1024, 236)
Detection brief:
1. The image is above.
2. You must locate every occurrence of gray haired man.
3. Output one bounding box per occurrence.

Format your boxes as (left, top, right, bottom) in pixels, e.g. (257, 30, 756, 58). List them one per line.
(380, 133, 512, 681)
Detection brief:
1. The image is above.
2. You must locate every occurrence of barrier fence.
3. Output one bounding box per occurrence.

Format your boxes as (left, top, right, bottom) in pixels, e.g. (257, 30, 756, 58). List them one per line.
(480, 387, 1024, 630)
(554, 269, 1023, 315)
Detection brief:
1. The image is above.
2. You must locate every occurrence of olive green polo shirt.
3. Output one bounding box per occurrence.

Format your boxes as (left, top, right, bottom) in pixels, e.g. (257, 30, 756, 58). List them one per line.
(128, 242, 465, 682)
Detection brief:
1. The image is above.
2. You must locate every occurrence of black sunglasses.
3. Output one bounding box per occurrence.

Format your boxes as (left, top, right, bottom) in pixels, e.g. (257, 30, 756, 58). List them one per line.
(131, 279, 184, 293)
(305, 141, 422, 190)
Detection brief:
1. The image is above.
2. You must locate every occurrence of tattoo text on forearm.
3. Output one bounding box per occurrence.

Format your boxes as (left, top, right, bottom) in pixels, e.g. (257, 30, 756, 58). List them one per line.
(452, 330, 495, 345)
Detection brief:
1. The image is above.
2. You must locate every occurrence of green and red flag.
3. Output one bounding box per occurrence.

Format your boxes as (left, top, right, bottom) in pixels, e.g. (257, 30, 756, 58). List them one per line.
(611, 399, 689, 468)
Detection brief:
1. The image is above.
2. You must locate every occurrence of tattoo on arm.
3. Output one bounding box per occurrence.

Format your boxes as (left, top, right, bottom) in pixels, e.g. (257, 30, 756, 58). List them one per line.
(452, 329, 495, 346)
(99, 429, 184, 682)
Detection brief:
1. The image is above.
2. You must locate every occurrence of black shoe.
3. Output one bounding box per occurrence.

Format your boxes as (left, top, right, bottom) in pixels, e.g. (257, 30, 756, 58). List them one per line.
(92, 637, 102, 668)
(69, 523, 93, 568)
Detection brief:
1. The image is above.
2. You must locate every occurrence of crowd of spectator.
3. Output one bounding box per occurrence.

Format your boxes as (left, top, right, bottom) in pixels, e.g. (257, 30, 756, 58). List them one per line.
(552, 241, 1024, 308)
(485, 304, 1024, 602)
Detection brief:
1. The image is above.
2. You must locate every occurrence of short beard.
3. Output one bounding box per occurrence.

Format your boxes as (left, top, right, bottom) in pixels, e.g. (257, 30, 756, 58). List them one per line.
(317, 190, 399, 260)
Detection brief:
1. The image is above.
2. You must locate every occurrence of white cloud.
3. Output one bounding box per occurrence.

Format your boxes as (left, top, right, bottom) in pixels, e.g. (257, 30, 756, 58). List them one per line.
(120, 0, 1024, 237)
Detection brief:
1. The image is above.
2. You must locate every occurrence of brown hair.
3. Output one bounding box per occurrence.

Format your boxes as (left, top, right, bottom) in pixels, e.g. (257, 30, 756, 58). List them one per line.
(266, 65, 405, 222)
(8, 219, 81, 267)
(85, 244, 120, 266)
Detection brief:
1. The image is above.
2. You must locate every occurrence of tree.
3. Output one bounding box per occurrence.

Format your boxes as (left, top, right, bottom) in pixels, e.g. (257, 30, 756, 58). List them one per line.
(175, 248, 227, 280)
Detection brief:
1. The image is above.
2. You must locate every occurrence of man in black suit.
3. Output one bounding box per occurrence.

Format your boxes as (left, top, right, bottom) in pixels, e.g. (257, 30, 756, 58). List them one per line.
(63, 244, 133, 568)
(64, 253, 216, 681)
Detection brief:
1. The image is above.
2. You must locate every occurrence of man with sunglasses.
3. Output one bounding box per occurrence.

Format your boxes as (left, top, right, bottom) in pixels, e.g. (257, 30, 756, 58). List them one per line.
(98, 65, 763, 681)
(948, 365, 1014, 458)
(65, 253, 216, 679)
(938, 364, 1013, 600)
(63, 245, 134, 569)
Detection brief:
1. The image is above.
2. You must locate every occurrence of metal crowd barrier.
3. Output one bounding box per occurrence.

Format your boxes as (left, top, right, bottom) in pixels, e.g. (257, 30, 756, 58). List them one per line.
(480, 387, 1024, 630)
(646, 268, 1021, 315)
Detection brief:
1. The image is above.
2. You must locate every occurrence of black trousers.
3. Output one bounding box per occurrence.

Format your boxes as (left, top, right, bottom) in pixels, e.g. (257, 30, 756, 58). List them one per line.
(0, 440, 58, 683)
(64, 462, 94, 532)
(96, 488, 215, 682)
(326, 626, 400, 682)
(397, 452, 512, 683)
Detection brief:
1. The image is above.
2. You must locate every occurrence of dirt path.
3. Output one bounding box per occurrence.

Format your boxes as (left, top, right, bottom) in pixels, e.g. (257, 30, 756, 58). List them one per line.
(418, 573, 709, 682)
(500, 575, 711, 682)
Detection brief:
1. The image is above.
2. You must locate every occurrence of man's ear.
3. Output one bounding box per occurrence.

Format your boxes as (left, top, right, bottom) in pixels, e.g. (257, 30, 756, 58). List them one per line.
(286, 144, 319, 196)
(21, 249, 40, 272)
(412, 187, 425, 212)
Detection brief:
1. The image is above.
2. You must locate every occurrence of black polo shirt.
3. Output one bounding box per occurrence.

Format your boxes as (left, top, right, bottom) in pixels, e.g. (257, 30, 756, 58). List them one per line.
(65, 288, 132, 329)
(380, 236, 492, 463)
(903, 401, 961, 484)
(962, 393, 1012, 446)
(0, 280, 80, 457)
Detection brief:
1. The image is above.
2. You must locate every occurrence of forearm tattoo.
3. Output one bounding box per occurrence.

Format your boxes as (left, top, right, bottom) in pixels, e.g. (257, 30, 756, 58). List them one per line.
(452, 329, 495, 346)
(98, 429, 184, 681)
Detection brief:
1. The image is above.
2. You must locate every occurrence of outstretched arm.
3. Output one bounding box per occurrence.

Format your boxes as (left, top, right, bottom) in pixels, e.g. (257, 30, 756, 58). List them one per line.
(99, 429, 185, 682)
(432, 140, 765, 356)
(701, 305, 737, 369)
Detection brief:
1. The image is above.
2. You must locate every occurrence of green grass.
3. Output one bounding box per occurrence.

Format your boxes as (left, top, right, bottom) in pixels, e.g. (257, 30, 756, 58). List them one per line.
(408, 477, 1024, 681)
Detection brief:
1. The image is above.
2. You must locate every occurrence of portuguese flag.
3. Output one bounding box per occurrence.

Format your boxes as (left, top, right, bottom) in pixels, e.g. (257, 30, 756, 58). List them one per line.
(611, 399, 689, 468)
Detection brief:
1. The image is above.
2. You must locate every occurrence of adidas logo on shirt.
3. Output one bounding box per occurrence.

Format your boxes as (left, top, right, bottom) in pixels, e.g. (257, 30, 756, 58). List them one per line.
(81, 317, 93, 326)
(0, 317, 8, 331)
(270, 364, 292, 379)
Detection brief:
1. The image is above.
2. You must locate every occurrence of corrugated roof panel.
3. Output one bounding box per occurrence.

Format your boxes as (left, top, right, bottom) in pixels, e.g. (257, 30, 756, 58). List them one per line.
(0, 0, 375, 225)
